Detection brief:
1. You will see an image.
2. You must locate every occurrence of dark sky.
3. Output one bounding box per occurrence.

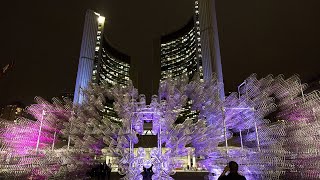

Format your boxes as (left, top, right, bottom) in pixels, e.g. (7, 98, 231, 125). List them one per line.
(1, 0, 320, 106)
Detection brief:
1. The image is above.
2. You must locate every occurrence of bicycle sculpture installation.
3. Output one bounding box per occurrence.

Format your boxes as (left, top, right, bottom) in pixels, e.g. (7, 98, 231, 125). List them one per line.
(1, 74, 320, 179)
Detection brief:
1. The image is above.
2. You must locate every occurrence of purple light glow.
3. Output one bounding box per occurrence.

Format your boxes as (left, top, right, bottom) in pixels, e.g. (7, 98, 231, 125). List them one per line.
(1, 75, 320, 179)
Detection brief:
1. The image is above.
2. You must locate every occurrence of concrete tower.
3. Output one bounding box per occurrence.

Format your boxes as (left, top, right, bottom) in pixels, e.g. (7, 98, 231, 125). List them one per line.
(196, 0, 225, 99)
(73, 10, 105, 104)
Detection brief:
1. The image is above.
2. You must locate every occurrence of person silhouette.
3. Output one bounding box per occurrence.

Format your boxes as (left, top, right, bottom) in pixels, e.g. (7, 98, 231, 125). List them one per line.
(147, 165, 154, 179)
(142, 165, 153, 180)
(218, 161, 246, 180)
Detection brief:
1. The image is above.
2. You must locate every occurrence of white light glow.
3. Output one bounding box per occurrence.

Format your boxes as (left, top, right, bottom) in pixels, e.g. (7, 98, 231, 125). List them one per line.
(98, 16, 105, 24)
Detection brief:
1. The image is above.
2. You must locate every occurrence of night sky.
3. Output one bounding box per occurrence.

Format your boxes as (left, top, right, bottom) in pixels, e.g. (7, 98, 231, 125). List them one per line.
(1, 0, 320, 106)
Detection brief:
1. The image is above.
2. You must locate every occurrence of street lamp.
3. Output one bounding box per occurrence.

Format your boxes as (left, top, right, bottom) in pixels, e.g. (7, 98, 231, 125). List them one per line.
(35, 108, 71, 153)
(35, 110, 45, 153)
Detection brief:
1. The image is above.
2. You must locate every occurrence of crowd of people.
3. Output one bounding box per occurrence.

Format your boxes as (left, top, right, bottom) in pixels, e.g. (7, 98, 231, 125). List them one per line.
(86, 161, 246, 180)
(87, 163, 154, 180)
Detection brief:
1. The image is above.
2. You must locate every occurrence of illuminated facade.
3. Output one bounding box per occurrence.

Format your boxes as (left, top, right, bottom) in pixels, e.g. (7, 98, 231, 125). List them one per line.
(73, 10, 105, 104)
(160, 0, 224, 84)
(160, 19, 202, 82)
(159, 0, 225, 122)
(94, 38, 130, 87)
(74, 10, 131, 104)
(73, 10, 131, 122)
(160, 19, 200, 122)
(99, 39, 131, 122)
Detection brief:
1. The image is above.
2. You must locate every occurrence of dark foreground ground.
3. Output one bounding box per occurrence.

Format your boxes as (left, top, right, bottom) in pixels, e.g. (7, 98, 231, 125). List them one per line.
(109, 172, 209, 180)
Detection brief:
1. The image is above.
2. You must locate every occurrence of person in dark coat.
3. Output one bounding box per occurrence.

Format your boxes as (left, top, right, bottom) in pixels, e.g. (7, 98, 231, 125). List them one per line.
(218, 161, 246, 180)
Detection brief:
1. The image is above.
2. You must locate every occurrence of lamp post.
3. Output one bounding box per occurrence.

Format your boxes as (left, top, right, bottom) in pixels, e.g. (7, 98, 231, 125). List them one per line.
(254, 121, 261, 152)
(222, 107, 228, 153)
(36, 110, 45, 153)
(67, 122, 72, 150)
(223, 107, 258, 151)
(239, 129, 244, 150)
(236, 80, 260, 151)
(238, 80, 247, 99)
(51, 131, 57, 151)
(36, 108, 71, 153)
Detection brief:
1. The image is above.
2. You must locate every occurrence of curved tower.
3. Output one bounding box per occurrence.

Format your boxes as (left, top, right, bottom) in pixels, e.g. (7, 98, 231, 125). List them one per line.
(74, 10, 131, 105)
(160, 19, 201, 123)
(73, 10, 105, 104)
(160, 19, 203, 82)
(73, 10, 131, 122)
(158, 0, 225, 122)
